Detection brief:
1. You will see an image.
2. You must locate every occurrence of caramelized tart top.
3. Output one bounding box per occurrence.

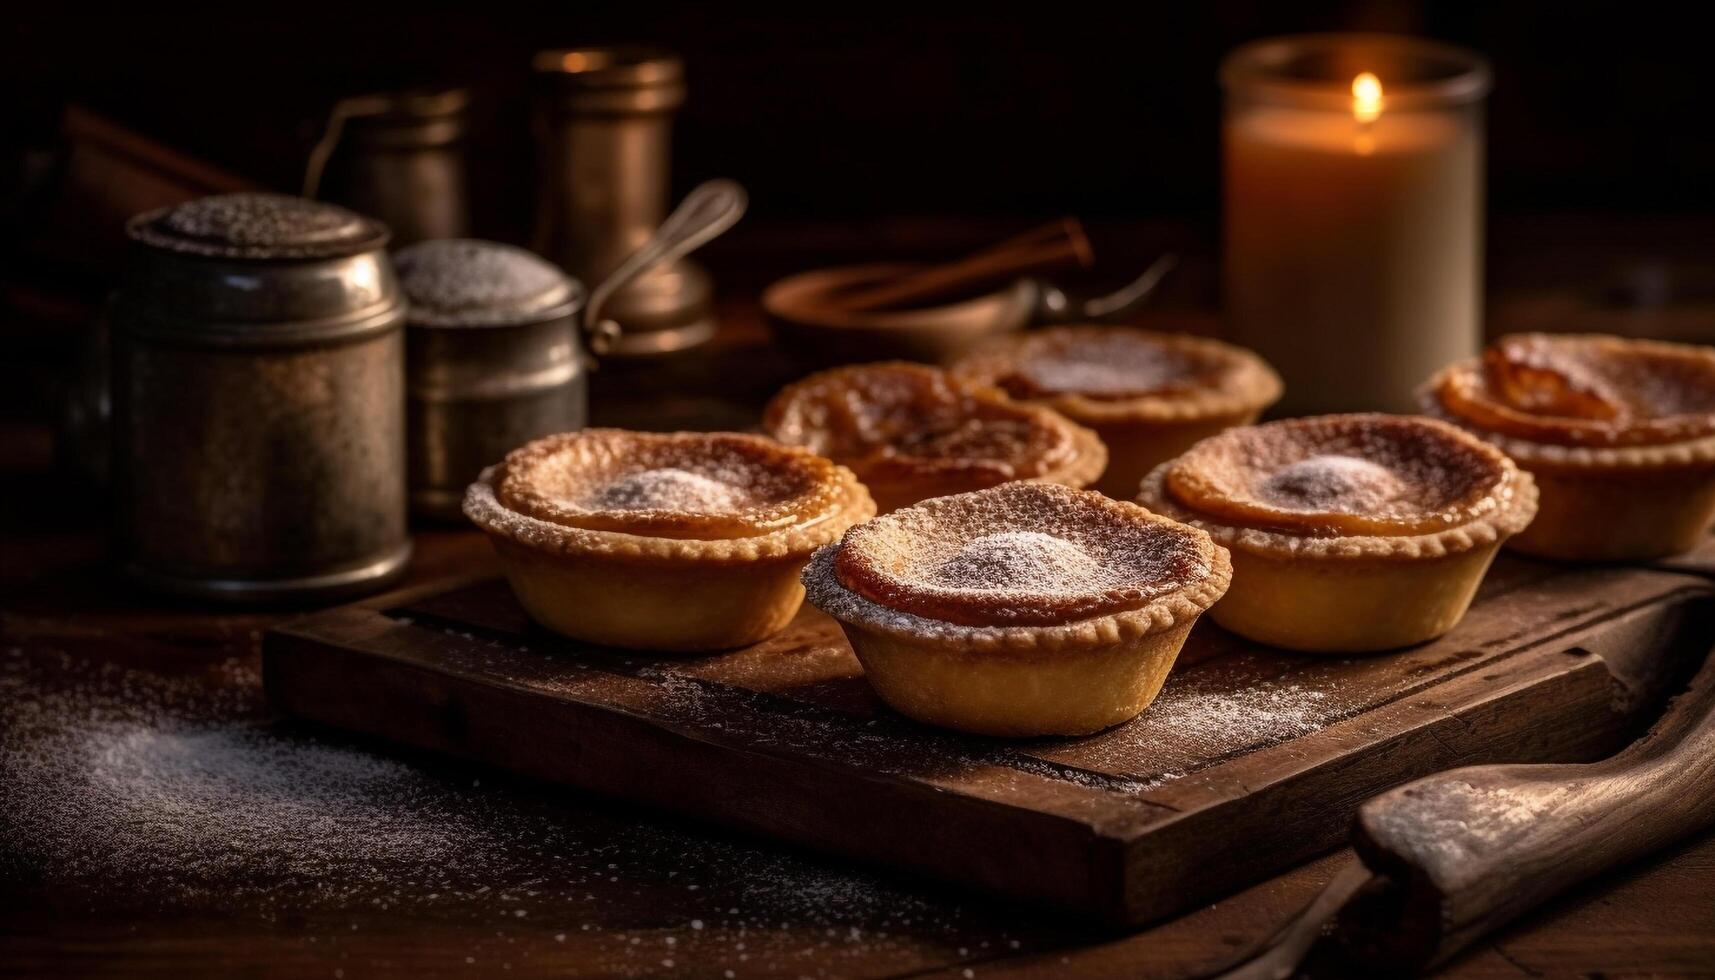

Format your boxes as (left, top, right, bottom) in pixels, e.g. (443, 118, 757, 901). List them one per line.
(950, 326, 1282, 422)
(1427, 333, 1715, 450)
(1149, 415, 1535, 546)
(465, 430, 874, 562)
(828, 483, 1220, 628)
(763, 362, 1103, 492)
(493, 430, 854, 540)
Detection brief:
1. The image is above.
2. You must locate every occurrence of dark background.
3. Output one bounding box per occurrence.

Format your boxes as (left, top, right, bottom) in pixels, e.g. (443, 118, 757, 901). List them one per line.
(6, 0, 1713, 242)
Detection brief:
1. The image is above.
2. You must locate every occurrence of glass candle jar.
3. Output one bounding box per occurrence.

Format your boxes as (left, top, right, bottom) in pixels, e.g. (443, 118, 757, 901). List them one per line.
(1221, 34, 1492, 415)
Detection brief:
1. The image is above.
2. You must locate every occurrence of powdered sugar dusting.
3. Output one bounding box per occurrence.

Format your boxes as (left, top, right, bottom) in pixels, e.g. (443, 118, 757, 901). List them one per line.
(1010, 334, 1203, 398)
(1363, 777, 1567, 866)
(160, 193, 361, 247)
(589, 468, 746, 513)
(395, 238, 574, 327)
(933, 531, 1101, 591)
(1260, 454, 1406, 514)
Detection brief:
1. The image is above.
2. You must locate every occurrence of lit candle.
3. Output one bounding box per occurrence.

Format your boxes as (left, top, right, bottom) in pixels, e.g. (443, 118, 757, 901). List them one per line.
(1222, 35, 1492, 415)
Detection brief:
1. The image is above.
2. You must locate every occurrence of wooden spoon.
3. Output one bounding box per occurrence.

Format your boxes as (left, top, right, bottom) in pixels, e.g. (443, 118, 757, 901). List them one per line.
(1211, 623, 1715, 978)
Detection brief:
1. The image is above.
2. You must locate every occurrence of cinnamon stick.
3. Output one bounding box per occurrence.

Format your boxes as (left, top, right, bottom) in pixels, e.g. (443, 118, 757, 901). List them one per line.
(833, 217, 1094, 313)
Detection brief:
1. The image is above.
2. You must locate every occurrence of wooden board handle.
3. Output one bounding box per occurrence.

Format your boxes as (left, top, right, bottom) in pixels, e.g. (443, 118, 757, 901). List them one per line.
(1345, 644, 1715, 968)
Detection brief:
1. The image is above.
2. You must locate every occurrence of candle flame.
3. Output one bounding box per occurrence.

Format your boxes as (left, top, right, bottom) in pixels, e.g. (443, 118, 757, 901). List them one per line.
(1352, 72, 1384, 124)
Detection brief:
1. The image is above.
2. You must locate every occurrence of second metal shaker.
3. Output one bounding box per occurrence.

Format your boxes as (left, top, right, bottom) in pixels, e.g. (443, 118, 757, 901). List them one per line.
(393, 239, 587, 520)
(532, 47, 716, 356)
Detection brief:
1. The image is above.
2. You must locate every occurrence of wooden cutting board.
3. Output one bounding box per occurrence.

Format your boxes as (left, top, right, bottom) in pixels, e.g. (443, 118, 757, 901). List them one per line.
(264, 545, 1715, 926)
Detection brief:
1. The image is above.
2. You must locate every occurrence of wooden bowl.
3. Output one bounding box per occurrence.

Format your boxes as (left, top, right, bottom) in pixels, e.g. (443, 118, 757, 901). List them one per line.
(763, 262, 1035, 368)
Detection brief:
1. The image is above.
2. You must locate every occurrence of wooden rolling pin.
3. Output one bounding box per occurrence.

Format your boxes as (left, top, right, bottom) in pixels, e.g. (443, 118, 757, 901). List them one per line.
(1217, 631, 1715, 978)
(832, 217, 1094, 313)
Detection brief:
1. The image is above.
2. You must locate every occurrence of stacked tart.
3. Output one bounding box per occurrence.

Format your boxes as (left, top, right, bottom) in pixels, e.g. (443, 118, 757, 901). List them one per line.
(763, 361, 1107, 512)
(951, 326, 1282, 498)
(465, 429, 873, 650)
(804, 482, 1230, 736)
(1422, 333, 1715, 560)
(1138, 414, 1537, 653)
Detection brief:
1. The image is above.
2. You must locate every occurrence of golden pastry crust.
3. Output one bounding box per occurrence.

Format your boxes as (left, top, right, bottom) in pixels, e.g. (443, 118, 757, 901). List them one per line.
(805, 483, 1230, 655)
(1141, 414, 1538, 562)
(467, 429, 871, 564)
(1138, 414, 1537, 654)
(1422, 333, 1715, 471)
(466, 430, 874, 651)
(1421, 334, 1715, 562)
(950, 325, 1283, 426)
(762, 362, 1106, 509)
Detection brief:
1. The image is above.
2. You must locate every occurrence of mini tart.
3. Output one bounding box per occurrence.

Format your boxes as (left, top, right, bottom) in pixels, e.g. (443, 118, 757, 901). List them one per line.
(1138, 414, 1537, 654)
(762, 361, 1107, 512)
(465, 429, 874, 651)
(952, 326, 1282, 498)
(1422, 333, 1715, 561)
(803, 482, 1230, 736)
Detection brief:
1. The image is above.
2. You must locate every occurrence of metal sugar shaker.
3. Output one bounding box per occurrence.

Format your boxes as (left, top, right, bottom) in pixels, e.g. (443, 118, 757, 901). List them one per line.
(304, 87, 472, 248)
(111, 192, 411, 602)
(532, 47, 716, 356)
(392, 239, 587, 521)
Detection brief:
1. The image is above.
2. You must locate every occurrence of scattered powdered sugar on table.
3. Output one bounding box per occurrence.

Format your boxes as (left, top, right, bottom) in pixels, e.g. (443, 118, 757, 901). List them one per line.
(3, 655, 503, 906)
(1, 647, 1037, 969)
(1144, 679, 1341, 747)
(590, 467, 746, 513)
(74, 725, 478, 881)
(1024, 659, 1361, 783)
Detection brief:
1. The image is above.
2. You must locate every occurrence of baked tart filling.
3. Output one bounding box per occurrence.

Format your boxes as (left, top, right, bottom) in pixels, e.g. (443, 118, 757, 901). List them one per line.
(1429, 333, 1715, 450)
(831, 483, 1213, 628)
(763, 362, 1105, 509)
(1422, 333, 1715, 561)
(492, 429, 852, 542)
(1138, 415, 1537, 653)
(1158, 414, 1526, 546)
(950, 326, 1281, 498)
(466, 429, 873, 650)
(1426, 333, 1715, 455)
(952, 326, 1281, 423)
(805, 483, 1230, 736)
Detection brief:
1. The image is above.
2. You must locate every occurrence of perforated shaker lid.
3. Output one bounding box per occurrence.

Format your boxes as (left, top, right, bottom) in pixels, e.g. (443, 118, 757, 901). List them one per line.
(128, 192, 390, 260)
(393, 239, 583, 327)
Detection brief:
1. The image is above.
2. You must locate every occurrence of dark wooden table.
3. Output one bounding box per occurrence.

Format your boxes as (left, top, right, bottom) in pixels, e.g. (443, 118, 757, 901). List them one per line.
(4, 216, 1714, 977)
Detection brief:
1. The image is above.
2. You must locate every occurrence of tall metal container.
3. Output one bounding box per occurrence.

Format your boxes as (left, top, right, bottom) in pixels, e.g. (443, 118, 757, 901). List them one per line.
(393, 239, 587, 520)
(305, 87, 472, 248)
(532, 46, 715, 356)
(111, 192, 411, 602)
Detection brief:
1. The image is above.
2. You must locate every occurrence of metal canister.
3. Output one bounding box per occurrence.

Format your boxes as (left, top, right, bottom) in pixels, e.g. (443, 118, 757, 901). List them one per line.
(531, 47, 715, 356)
(111, 192, 411, 602)
(393, 239, 587, 520)
(304, 87, 471, 248)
